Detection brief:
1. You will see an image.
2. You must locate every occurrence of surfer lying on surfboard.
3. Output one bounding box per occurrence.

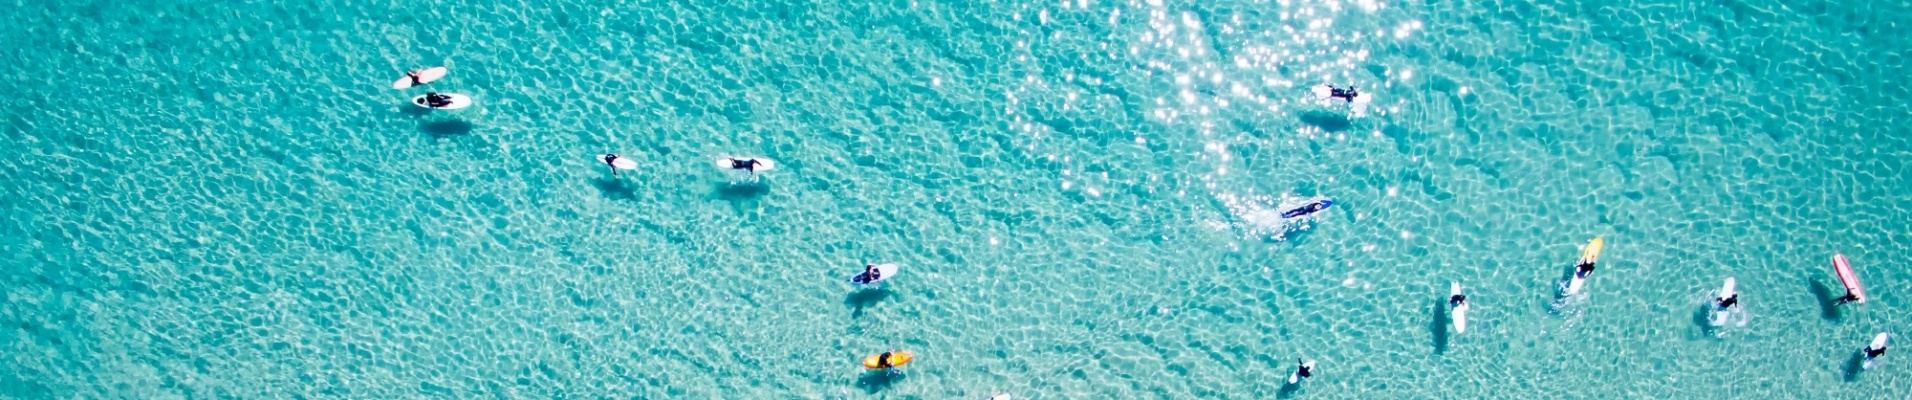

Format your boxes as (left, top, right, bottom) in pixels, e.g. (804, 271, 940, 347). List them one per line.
(850, 264, 884, 285)
(420, 92, 456, 108)
(729, 158, 766, 173)
(601, 154, 625, 176)
(1865, 334, 1889, 367)
(1281, 199, 1334, 219)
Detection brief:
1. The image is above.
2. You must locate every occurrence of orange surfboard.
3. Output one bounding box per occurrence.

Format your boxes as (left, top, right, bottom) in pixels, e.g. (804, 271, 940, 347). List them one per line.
(862, 352, 914, 369)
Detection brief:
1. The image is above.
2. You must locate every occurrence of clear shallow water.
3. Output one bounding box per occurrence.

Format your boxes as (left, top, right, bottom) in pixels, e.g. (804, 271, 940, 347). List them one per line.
(3, 0, 1910, 398)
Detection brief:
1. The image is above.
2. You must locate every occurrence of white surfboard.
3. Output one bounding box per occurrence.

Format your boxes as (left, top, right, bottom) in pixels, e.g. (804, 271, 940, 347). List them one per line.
(596, 154, 639, 170)
(1310, 84, 1334, 100)
(715, 156, 777, 172)
(1566, 275, 1587, 296)
(1450, 281, 1468, 334)
(1865, 332, 1889, 369)
(411, 93, 472, 110)
(1287, 360, 1315, 384)
(1711, 277, 1737, 325)
(392, 66, 449, 89)
(849, 263, 899, 286)
(989, 394, 1011, 400)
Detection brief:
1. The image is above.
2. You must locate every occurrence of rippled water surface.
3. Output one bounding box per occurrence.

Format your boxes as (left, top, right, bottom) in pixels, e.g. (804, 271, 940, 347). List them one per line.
(4, 0, 1910, 398)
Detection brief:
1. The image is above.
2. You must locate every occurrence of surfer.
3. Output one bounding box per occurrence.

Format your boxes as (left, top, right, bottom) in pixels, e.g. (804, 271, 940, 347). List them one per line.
(1326, 86, 1360, 102)
(730, 157, 765, 173)
(601, 154, 624, 176)
(1281, 199, 1334, 219)
(1292, 359, 1314, 382)
(1573, 260, 1595, 280)
(420, 92, 455, 108)
(1835, 290, 1862, 305)
(1715, 292, 1739, 310)
(1866, 338, 1889, 360)
(852, 264, 883, 285)
(404, 70, 424, 87)
(874, 352, 895, 368)
(1450, 291, 1468, 310)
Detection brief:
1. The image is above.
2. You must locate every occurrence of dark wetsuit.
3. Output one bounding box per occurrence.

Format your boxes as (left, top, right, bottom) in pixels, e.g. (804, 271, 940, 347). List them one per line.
(877, 352, 895, 368)
(1866, 347, 1887, 359)
(602, 154, 619, 166)
(1281, 200, 1334, 218)
(1716, 294, 1738, 309)
(730, 158, 762, 172)
(1450, 294, 1467, 308)
(1574, 262, 1595, 279)
(1296, 365, 1312, 379)
(423, 93, 453, 108)
(853, 265, 882, 284)
(1329, 87, 1359, 102)
(407, 72, 423, 86)
(1836, 292, 1861, 305)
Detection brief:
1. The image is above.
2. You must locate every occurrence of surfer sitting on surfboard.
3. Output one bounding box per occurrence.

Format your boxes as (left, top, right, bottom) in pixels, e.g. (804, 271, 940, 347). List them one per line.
(601, 154, 625, 176)
(851, 264, 883, 284)
(1867, 342, 1888, 359)
(1574, 260, 1595, 280)
(404, 71, 425, 87)
(1715, 293, 1739, 310)
(421, 92, 456, 108)
(1293, 359, 1313, 381)
(1450, 291, 1468, 311)
(873, 352, 899, 369)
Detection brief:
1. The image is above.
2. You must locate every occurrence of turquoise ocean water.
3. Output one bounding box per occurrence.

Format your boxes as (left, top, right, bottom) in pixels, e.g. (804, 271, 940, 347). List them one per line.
(4, 0, 1910, 398)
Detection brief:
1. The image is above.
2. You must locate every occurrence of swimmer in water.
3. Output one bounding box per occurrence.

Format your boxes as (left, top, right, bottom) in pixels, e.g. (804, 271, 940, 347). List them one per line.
(601, 154, 624, 177)
(1281, 199, 1334, 219)
(1835, 290, 1862, 305)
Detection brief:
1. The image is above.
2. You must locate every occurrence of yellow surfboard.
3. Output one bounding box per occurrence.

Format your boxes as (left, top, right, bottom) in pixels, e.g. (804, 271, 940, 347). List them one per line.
(863, 352, 914, 369)
(1578, 237, 1605, 266)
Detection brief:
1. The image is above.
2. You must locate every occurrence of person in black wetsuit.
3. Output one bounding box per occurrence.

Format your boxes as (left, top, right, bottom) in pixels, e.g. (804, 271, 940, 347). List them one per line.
(1327, 85, 1359, 102)
(601, 154, 623, 176)
(1281, 199, 1334, 219)
(853, 264, 882, 284)
(1450, 292, 1468, 309)
(730, 158, 763, 173)
(1294, 359, 1313, 380)
(1574, 261, 1595, 279)
(1835, 291, 1862, 305)
(405, 71, 424, 87)
(1866, 343, 1888, 360)
(1715, 293, 1739, 310)
(420, 92, 454, 108)
(876, 352, 896, 369)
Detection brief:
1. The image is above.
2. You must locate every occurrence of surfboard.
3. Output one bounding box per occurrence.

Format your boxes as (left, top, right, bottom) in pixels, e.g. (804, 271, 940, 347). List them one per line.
(596, 154, 639, 170)
(849, 263, 899, 286)
(863, 352, 914, 369)
(1565, 237, 1604, 296)
(411, 93, 472, 110)
(1712, 277, 1737, 324)
(392, 66, 448, 89)
(1287, 360, 1315, 384)
(1834, 254, 1865, 304)
(1450, 281, 1468, 334)
(1310, 84, 1334, 100)
(1865, 332, 1889, 369)
(989, 394, 1012, 400)
(715, 156, 777, 172)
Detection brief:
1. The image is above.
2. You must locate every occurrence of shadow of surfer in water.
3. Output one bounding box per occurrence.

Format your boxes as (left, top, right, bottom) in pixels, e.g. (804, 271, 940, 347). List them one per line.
(844, 288, 893, 318)
(1807, 277, 1841, 320)
(1431, 297, 1450, 354)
